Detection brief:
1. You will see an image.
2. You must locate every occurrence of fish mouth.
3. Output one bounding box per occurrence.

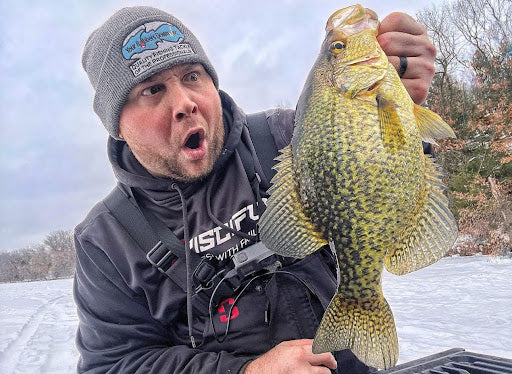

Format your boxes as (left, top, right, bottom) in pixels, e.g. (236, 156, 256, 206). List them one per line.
(366, 80, 382, 92)
(345, 75, 385, 97)
(344, 48, 382, 65)
(326, 5, 378, 36)
(352, 57, 380, 66)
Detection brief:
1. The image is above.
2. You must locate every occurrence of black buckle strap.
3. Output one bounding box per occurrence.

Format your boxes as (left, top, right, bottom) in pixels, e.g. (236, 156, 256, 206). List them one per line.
(193, 259, 218, 288)
(191, 256, 237, 313)
(146, 241, 178, 274)
(103, 184, 192, 276)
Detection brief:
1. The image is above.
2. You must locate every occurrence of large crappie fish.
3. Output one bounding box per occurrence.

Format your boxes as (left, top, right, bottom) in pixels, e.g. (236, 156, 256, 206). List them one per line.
(259, 4, 458, 369)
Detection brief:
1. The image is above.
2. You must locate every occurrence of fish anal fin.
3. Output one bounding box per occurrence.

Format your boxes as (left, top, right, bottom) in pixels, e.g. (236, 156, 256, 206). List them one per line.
(377, 96, 405, 150)
(414, 104, 456, 145)
(385, 156, 458, 275)
(313, 294, 399, 370)
(259, 145, 327, 258)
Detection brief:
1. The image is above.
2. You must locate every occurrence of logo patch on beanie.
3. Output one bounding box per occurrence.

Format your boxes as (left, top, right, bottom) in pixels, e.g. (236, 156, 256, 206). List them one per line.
(122, 21, 194, 77)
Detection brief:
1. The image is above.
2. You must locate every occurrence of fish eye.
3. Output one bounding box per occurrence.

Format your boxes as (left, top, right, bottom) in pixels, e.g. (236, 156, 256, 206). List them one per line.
(330, 41, 346, 54)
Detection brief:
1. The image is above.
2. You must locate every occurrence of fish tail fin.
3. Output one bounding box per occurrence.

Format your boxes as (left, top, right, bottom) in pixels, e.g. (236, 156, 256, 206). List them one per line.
(313, 293, 399, 370)
(414, 104, 456, 145)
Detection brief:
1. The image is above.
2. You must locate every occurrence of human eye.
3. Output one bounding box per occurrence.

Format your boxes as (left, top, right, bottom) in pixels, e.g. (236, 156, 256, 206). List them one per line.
(141, 84, 165, 96)
(183, 71, 199, 82)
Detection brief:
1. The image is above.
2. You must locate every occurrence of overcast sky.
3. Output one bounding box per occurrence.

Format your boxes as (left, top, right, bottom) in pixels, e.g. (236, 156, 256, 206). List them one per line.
(0, 0, 441, 252)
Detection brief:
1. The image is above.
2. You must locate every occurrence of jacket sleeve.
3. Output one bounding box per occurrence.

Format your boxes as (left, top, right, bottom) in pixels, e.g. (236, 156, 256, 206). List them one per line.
(265, 108, 296, 148)
(423, 141, 435, 157)
(74, 231, 251, 374)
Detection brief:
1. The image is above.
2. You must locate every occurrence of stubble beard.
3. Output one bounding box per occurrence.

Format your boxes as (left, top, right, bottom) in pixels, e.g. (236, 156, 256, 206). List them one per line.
(130, 118, 225, 183)
(165, 124, 225, 183)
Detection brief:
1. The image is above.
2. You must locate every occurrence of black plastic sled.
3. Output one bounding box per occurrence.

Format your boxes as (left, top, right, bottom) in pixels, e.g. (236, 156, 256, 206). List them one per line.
(379, 348, 512, 374)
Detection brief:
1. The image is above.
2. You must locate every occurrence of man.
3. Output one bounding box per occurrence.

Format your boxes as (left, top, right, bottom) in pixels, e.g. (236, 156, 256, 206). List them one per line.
(75, 6, 436, 374)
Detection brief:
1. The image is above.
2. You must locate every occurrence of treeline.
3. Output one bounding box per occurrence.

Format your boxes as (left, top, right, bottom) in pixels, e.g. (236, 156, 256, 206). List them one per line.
(0, 230, 75, 283)
(417, 0, 511, 256)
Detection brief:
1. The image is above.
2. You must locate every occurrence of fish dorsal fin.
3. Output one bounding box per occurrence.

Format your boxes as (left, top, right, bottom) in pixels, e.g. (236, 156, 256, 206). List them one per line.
(414, 104, 456, 145)
(385, 156, 458, 275)
(377, 96, 405, 150)
(259, 145, 327, 258)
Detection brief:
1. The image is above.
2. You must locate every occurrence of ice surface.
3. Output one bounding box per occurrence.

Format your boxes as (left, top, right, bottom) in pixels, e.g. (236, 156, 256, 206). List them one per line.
(0, 255, 510, 373)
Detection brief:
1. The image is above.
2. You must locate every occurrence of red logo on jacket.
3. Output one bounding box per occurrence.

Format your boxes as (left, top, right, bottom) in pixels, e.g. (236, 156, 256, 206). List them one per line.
(217, 298, 239, 323)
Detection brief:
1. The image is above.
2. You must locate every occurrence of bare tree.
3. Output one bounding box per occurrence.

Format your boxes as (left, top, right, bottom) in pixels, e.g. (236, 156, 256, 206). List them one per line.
(0, 230, 76, 282)
(43, 230, 75, 252)
(417, 2, 466, 114)
(418, 3, 462, 76)
(451, 0, 511, 68)
(419, 0, 511, 77)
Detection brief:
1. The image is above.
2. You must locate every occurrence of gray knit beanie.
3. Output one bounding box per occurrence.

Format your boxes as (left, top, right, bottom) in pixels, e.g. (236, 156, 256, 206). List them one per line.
(82, 6, 219, 139)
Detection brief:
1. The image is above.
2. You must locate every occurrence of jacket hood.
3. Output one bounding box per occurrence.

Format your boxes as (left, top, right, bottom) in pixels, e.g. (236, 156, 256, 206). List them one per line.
(108, 90, 246, 198)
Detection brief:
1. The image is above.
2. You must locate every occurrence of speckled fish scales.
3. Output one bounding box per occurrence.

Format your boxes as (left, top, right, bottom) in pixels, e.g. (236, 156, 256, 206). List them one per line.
(259, 4, 458, 369)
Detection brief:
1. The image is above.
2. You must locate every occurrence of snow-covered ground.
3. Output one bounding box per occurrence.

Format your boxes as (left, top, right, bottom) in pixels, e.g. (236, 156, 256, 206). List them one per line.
(384, 255, 512, 362)
(0, 278, 78, 374)
(0, 255, 511, 373)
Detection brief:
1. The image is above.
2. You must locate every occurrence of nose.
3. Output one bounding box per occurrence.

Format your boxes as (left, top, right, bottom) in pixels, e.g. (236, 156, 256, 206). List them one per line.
(168, 86, 198, 121)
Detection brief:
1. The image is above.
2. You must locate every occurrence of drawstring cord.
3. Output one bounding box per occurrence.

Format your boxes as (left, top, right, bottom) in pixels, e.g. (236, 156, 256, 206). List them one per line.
(205, 128, 267, 242)
(174, 127, 269, 346)
(172, 156, 264, 348)
(205, 174, 261, 242)
(172, 183, 197, 348)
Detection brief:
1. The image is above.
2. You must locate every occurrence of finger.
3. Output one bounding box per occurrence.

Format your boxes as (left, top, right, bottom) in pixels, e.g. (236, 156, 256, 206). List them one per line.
(387, 55, 435, 103)
(311, 367, 336, 374)
(308, 351, 338, 370)
(387, 56, 431, 78)
(387, 55, 405, 77)
(378, 12, 425, 35)
(282, 339, 314, 347)
(378, 32, 434, 59)
(401, 78, 432, 104)
(297, 341, 338, 370)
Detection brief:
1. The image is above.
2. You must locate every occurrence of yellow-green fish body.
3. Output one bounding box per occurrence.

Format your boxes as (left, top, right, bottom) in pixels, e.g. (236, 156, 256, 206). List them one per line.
(259, 4, 458, 369)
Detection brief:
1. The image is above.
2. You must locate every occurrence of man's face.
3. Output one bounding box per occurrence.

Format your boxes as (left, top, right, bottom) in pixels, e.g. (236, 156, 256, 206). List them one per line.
(119, 63, 224, 182)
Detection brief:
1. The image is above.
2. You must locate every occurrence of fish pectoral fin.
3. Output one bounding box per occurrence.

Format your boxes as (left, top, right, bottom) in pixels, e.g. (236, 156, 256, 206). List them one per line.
(414, 104, 456, 145)
(313, 294, 399, 370)
(259, 145, 327, 258)
(377, 96, 405, 149)
(385, 156, 458, 275)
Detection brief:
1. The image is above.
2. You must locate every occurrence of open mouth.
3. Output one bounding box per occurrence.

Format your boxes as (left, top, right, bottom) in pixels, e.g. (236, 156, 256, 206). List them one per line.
(183, 129, 204, 150)
(185, 132, 201, 149)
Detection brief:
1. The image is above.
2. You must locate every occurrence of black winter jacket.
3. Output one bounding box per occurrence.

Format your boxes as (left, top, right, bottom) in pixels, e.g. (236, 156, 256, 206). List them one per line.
(74, 91, 369, 374)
